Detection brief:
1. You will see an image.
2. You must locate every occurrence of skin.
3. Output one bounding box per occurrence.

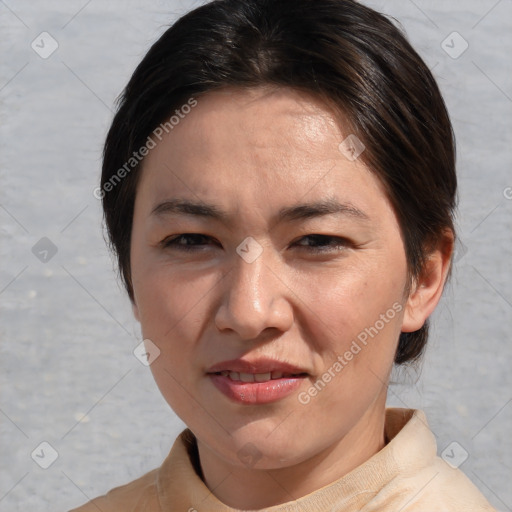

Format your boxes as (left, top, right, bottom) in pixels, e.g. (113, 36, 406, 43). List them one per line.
(130, 86, 453, 509)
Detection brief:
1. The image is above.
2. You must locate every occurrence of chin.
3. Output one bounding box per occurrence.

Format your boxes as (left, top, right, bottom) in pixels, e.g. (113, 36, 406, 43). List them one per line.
(219, 423, 316, 469)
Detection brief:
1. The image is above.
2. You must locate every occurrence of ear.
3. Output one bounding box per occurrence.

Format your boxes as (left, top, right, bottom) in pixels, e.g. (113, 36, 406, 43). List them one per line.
(402, 230, 454, 333)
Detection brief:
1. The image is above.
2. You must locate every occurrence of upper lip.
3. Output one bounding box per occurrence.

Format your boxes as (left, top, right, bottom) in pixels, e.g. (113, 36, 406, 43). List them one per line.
(206, 357, 309, 375)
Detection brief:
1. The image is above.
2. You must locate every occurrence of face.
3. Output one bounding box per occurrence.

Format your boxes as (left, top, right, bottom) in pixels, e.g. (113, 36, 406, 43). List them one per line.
(130, 87, 413, 470)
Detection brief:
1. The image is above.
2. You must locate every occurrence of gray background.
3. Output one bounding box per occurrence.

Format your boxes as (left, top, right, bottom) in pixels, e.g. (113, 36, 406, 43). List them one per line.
(0, 1, 511, 510)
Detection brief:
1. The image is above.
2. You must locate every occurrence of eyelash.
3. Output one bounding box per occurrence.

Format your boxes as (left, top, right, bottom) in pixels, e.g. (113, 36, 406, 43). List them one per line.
(162, 234, 217, 252)
(161, 234, 350, 253)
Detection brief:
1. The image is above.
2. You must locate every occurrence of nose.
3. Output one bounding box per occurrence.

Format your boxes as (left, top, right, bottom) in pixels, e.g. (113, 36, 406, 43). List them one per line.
(214, 249, 294, 340)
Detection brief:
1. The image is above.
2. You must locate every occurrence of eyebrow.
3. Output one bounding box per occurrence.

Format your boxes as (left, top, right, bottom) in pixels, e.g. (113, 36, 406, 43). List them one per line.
(151, 199, 227, 221)
(151, 197, 369, 224)
(277, 198, 369, 223)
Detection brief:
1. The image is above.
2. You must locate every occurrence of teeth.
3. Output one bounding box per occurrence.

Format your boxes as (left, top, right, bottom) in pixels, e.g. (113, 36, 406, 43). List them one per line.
(216, 371, 304, 381)
(254, 372, 272, 382)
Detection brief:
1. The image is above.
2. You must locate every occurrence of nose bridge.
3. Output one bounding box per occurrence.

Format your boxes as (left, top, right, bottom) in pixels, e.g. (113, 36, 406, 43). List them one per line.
(214, 246, 292, 338)
(229, 248, 269, 317)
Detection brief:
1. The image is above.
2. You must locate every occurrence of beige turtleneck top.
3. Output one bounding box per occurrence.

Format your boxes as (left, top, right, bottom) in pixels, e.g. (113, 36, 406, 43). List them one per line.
(70, 408, 497, 511)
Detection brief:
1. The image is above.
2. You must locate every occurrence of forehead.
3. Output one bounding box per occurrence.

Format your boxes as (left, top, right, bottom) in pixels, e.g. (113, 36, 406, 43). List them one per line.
(136, 87, 388, 218)
(190, 86, 341, 141)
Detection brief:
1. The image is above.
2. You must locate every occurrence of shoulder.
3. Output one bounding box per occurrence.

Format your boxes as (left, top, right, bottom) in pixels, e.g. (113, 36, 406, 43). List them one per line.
(390, 456, 497, 511)
(68, 468, 160, 512)
(377, 409, 497, 511)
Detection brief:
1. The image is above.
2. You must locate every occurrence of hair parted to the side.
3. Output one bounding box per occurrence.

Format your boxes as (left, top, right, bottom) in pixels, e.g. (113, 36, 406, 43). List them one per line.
(101, 0, 456, 366)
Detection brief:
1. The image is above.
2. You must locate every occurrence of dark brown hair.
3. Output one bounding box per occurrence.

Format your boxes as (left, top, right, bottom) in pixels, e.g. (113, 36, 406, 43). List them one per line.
(100, 0, 456, 365)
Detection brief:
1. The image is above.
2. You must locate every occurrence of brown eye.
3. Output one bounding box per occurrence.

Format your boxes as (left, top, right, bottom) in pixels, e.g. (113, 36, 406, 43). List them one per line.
(162, 234, 218, 251)
(294, 235, 350, 251)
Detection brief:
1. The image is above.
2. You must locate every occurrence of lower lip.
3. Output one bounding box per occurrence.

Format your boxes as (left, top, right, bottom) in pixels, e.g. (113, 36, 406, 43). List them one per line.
(208, 374, 306, 404)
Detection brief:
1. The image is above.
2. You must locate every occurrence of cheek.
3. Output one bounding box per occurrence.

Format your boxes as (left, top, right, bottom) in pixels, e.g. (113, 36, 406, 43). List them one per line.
(131, 254, 225, 379)
(298, 259, 405, 398)
(131, 225, 220, 338)
(300, 259, 405, 344)
(132, 265, 221, 416)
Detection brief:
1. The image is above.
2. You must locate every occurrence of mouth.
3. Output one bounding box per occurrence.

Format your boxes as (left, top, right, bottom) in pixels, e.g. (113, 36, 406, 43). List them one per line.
(210, 370, 308, 383)
(206, 357, 309, 376)
(206, 357, 310, 404)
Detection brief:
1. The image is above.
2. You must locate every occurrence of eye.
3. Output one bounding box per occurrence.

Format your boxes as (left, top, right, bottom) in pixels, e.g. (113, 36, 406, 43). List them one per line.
(293, 234, 351, 252)
(161, 233, 219, 251)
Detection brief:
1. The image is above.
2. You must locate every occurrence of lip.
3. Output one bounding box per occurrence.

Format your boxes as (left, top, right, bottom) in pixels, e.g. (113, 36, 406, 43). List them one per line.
(208, 374, 306, 404)
(206, 357, 308, 375)
(206, 357, 309, 405)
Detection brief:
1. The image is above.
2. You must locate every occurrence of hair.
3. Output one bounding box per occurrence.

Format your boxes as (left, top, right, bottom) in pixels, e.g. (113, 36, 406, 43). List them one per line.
(101, 0, 456, 365)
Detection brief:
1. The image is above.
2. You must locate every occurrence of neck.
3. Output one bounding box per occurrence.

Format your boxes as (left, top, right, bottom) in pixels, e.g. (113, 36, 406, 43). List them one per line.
(196, 398, 387, 510)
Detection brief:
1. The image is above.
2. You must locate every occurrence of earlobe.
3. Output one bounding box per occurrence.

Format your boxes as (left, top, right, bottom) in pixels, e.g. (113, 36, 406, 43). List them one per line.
(401, 231, 454, 333)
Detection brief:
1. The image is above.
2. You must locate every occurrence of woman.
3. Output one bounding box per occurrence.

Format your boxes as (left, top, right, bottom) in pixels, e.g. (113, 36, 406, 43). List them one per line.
(72, 0, 496, 510)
